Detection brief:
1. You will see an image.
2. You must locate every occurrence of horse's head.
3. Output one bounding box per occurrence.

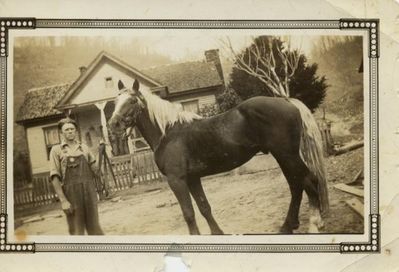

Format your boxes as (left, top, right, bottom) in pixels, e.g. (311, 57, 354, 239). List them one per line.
(109, 79, 145, 135)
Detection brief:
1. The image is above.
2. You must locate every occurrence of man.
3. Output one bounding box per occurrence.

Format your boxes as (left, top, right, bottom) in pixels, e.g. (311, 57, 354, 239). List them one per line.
(49, 117, 104, 235)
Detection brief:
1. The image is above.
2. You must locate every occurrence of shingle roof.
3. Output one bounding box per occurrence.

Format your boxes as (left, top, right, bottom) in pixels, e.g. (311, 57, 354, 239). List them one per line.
(143, 61, 223, 94)
(16, 83, 71, 123)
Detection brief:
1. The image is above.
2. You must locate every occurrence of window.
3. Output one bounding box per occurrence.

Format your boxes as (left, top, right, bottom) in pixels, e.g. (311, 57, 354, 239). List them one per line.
(105, 76, 114, 88)
(43, 126, 60, 160)
(181, 100, 199, 114)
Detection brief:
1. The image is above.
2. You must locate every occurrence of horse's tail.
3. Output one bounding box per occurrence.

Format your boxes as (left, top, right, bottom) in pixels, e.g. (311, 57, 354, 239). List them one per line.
(289, 98, 329, 216)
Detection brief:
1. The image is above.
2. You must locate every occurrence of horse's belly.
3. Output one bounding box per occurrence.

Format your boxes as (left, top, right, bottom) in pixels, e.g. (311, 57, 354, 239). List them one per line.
(188, 145, 258, 176)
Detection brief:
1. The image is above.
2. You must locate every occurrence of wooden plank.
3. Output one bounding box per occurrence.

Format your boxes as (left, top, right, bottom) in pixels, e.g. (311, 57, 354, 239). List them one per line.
(144, 153, 150, 181)
(149, 152, 156, 181)
(126, 159, 133, 188)
(121, 160, 128, 189)
(137, 153, 143, 183)
(334, 142, 364, 156)
(41, 178, 47, 204)
(345, 198, 364, 217)
(127, 158, 134, 187)
(130, 154, 138, 187)
(117, 161, 124, 189)
(117, 161, 123, 189)
(133, 153, 139, 183)
(346, 169, 363, 185)
(22, 190, 27, 205)
(14, 192, 20, 205)
(36, 178, 42, 206)
(21, 189, 27, 205)
(140, 152, 146, 182)
(130, 154, 136, 185)
(334, 183, 364, 197)
(112, 162, 119, 191)
(149, 154, 157, 181)
(114, 162, 122, 191)
(32, 179, 37, 207)
(40, 178, 45, 205)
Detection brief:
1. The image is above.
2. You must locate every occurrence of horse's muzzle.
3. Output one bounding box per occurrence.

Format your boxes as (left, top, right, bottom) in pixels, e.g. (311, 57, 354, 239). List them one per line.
(108, 115, 126, 135)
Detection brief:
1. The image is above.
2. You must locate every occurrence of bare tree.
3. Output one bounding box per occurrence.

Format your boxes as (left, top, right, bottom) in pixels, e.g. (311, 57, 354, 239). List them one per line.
(221, 36, 301, 98)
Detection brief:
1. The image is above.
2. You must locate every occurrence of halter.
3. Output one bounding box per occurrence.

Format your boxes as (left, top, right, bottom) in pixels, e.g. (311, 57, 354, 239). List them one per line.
(114, 88, 146, 128)
(118, 87, 146, 105)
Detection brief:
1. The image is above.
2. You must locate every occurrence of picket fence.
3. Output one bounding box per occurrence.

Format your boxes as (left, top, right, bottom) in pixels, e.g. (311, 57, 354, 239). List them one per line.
(14, 150, 164, 209)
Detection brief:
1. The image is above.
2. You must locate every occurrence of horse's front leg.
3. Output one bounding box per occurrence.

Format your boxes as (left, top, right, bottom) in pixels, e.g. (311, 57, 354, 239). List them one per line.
(167, 175, 200, 235)
(187, 177, 224, 235)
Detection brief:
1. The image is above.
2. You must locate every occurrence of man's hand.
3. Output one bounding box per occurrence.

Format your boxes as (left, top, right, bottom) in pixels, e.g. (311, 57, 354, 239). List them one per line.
(61, 200, 73, 215)
(51, 176, 73, 215)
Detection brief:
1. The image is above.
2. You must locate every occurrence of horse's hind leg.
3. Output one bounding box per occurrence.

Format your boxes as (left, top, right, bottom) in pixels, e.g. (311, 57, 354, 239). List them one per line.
(302, 171, 325, 233)
(167, 175, 200, 235)
(272, 154, 306, 234)
(275, 154, 325, 233)
(282, 180, 303, 232)
(187, 177, 224, 235)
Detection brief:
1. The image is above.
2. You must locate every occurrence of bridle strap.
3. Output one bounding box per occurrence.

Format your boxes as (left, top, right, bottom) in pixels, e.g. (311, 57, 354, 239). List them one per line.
(112, 111, 125, 120)
(113, 88, 146, 129)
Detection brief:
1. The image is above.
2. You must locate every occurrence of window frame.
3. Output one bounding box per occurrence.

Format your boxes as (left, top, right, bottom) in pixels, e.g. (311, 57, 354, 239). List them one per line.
(42, 125, 61, 160)
(181, 99, 200, 114)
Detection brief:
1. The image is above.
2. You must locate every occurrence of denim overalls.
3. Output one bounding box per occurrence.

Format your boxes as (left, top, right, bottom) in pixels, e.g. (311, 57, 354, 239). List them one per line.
(63, 155, 103, 235)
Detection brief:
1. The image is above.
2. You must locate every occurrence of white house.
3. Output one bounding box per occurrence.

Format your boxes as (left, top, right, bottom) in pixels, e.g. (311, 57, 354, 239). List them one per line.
(16, 50, 225, 177)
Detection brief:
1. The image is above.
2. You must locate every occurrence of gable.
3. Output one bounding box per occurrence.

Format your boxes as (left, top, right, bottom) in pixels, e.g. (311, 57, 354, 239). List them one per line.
(66, 59, 155, 106)
(56, 51, 162, 109)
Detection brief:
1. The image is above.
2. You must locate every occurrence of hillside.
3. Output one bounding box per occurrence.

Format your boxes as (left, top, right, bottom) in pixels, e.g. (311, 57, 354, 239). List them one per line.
(311, 36, 364, 142)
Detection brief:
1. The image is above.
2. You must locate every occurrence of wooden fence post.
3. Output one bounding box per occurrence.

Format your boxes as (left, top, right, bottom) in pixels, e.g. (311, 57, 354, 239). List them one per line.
(318, 119, 334, 156)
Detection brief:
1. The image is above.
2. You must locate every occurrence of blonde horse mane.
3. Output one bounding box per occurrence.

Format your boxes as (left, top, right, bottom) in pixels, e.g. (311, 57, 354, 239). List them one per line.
(139, 88, 202, 135)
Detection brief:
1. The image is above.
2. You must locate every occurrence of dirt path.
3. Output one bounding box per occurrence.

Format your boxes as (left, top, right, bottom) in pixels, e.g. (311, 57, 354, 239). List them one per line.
(15, 149, 364, 236)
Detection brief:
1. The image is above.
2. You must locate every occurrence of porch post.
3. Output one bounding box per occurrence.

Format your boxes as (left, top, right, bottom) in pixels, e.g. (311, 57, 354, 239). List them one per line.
(94, 101, 111, 146)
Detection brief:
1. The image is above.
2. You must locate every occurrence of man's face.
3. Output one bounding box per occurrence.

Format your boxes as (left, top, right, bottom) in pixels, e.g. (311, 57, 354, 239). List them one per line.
(61, 123, 77, 141)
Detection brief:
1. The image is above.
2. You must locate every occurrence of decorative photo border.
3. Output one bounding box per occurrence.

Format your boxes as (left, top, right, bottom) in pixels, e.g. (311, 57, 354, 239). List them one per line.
(0, 18, 379, 254)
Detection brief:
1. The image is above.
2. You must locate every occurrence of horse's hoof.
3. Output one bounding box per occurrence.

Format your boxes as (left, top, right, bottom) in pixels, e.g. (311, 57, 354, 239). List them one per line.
(279, 225, 293, 234)
(292, 223, 300, 230)
(317, 220, 325, 229)
(308, 224, 319, 233)
(211, 229, 224, 235)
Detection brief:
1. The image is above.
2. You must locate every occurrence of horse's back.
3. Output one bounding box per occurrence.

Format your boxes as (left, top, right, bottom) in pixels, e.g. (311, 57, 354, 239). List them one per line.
(238, 96, 298, 117)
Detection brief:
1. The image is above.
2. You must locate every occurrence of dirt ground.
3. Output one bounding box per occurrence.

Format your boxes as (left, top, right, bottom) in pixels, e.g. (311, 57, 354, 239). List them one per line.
(15, 148, 364, 236)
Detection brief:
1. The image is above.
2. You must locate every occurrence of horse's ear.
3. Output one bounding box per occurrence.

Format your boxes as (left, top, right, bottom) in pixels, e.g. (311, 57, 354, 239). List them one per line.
(133, 79, 139, 91)
(118, 80, 125, 90)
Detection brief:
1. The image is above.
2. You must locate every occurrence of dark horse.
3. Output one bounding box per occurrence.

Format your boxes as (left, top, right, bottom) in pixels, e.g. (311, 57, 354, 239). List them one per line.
(109, 79, 329, 234)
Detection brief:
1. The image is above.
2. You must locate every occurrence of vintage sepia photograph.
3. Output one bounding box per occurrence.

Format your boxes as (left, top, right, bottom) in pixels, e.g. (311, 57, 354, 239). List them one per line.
(11, 32, 366, 237)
